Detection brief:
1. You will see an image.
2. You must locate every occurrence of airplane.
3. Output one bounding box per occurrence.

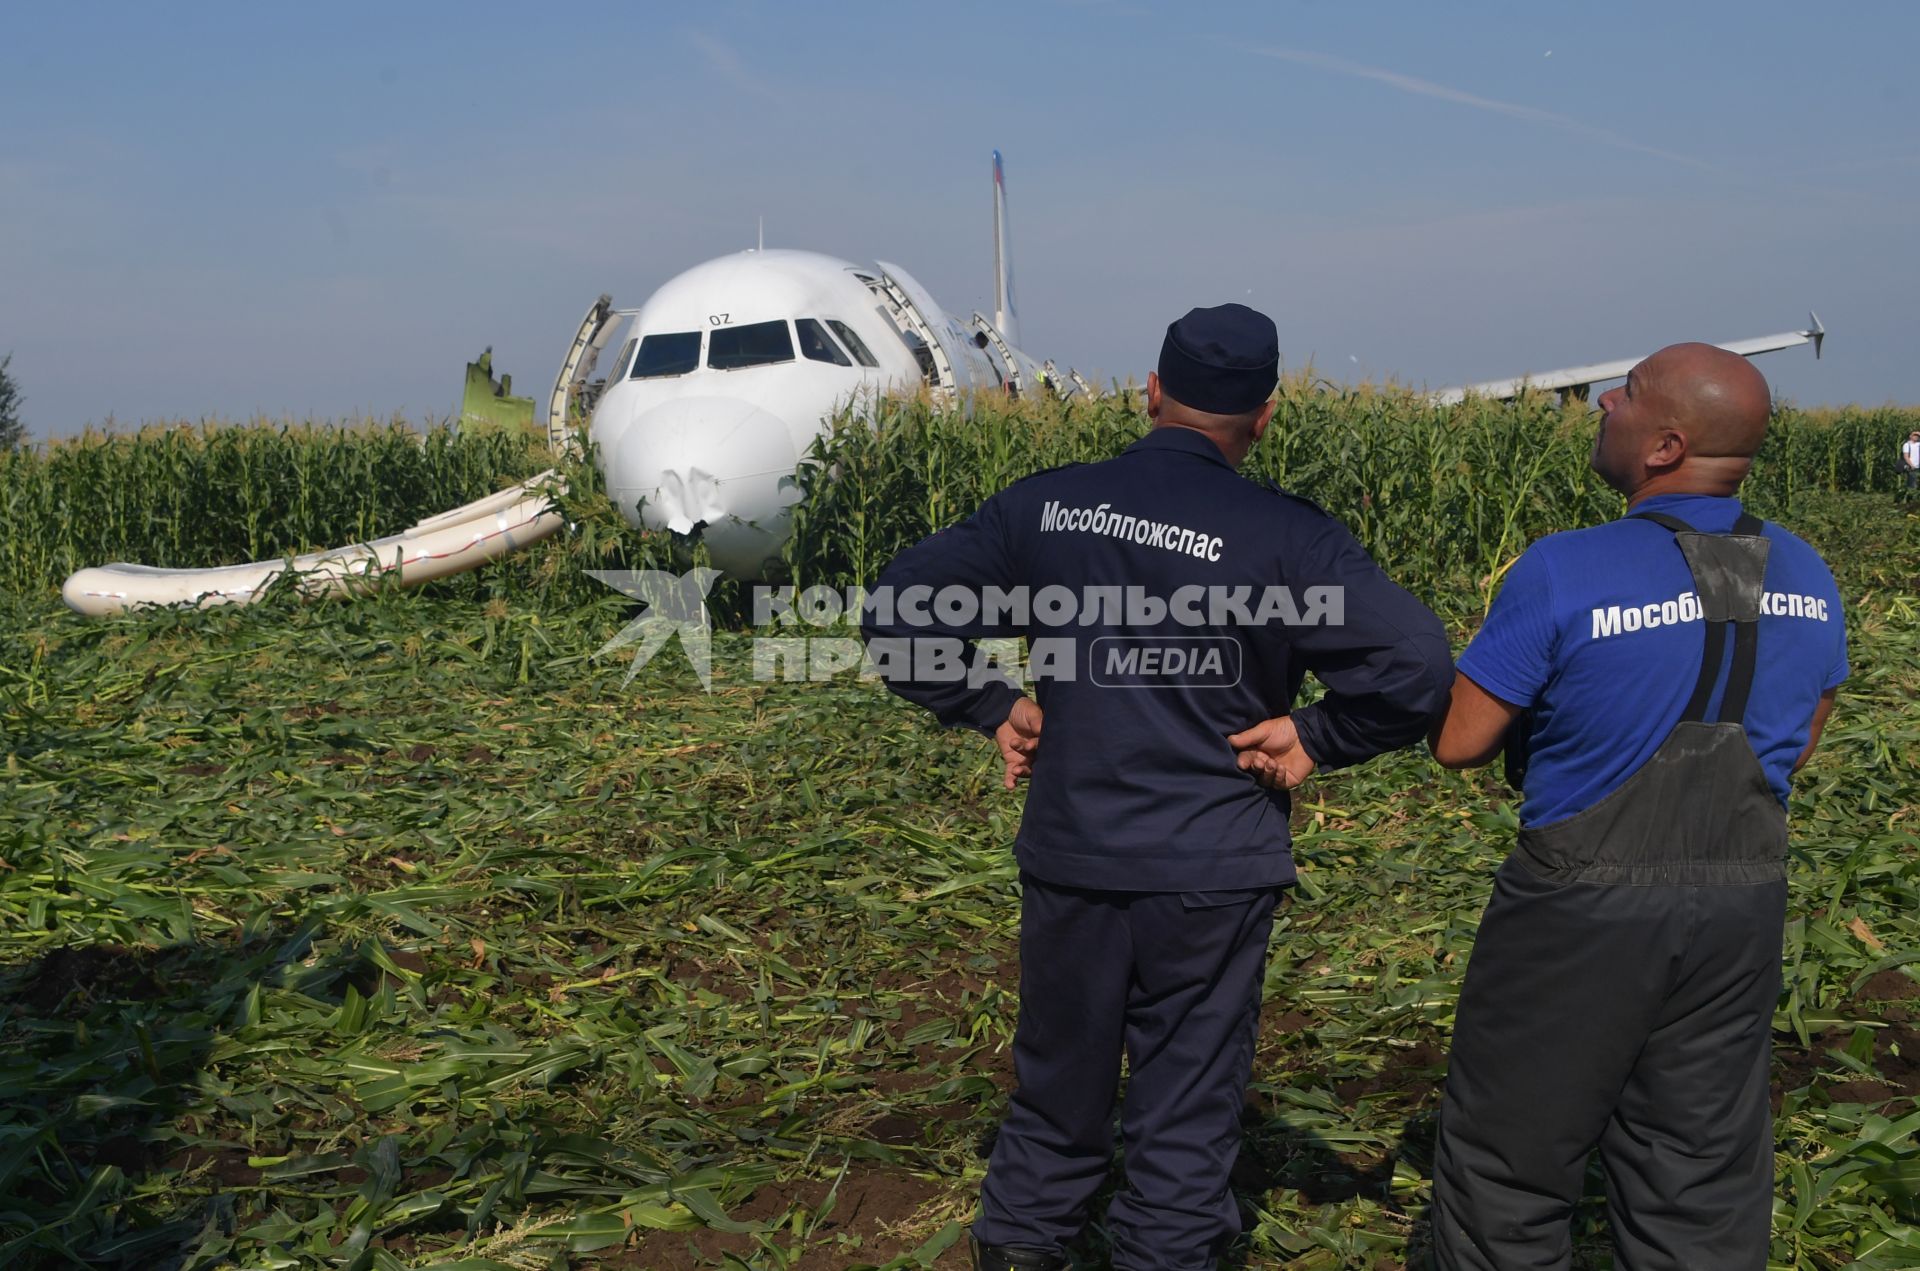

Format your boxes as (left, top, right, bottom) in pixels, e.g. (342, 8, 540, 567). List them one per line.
(62, 152, 1826, 613)
(63, 152, 1065, 613)
(527, 149, 1824, 577)
(534, 149, 1071, 577)
(1435, 315, 1824, 407)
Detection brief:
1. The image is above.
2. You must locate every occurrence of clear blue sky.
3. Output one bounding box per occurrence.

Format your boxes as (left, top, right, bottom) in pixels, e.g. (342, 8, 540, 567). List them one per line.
(3, 1, 1916, 435)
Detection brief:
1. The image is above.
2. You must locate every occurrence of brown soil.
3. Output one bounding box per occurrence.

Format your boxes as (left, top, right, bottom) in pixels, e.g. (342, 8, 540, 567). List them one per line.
(873, 953, 1013, 1003)
(864, 1112, 923, 1146)
(1772, 1037, 1829, 1112)
(14, 943, 183, 1014)
(346, 945, 431, 997)
(605, 1168, 964, 1270)
(1264, 1009, 1313, 1036)
(663, 957, 753, 1002)
(1856, 969, 1920, 1001)
(164, 1145, 263, 1188)
(1772, 1022, 1920, 1111)
(1838, 1022, 1920, 1104)
(89, 1135, 158, 1172)
(1254, 1004, 1315, 1066)
(1335, 1041, 1447, 1106)
(1827, 1079, 1899, 1105)
(866, 955, 1020, 1091)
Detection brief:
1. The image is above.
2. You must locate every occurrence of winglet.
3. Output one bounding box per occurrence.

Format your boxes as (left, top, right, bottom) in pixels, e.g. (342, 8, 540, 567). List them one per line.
(1807, 311, 1825, 359)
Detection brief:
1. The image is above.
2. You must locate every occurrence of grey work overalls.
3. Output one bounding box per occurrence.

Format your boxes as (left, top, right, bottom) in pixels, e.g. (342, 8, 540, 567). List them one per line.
(1432, 512, 1788, 1271)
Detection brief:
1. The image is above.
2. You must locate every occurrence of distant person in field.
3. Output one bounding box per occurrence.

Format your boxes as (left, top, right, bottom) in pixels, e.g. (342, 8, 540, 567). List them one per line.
(1428, 343, 1847, 1269)
(1902, 430, 1920, 491)
(862, 304, 1452, 1271)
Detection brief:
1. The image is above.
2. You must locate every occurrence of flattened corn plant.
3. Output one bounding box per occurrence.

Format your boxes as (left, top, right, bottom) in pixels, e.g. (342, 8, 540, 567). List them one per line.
(0, 391, 1916, 1269)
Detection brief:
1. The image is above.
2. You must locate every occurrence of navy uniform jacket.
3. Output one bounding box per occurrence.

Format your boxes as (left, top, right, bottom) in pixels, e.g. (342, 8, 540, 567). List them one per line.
(861, 426, 1453, 892)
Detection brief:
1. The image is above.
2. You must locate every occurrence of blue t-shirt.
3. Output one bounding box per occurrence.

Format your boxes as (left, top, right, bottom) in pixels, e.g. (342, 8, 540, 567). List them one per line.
(1458, 493, 1848, 826)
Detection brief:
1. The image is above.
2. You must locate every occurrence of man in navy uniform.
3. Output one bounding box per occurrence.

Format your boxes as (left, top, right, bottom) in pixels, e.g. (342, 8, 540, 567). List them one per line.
(1428, 343, 1847, 1268)
(861, 304, 1453, 1270)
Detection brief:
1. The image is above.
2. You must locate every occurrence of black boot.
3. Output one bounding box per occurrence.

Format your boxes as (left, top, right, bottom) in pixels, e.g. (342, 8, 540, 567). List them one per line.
(969, 1235, 1067, 1270)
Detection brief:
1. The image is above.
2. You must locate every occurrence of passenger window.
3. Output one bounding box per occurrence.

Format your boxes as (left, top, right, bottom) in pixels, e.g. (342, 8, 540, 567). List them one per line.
(631, 332, 701, 378)
(708, 320, 795, 370)
(796, 318, 852, 366)
(826, 319, 880, 368)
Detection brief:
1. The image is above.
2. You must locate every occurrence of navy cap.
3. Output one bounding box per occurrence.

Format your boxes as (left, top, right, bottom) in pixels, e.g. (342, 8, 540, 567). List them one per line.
(1157, 303, 1280, 415)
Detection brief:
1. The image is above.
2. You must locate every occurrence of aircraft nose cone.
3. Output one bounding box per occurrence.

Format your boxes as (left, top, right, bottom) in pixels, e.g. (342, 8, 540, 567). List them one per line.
(599, 397, 801, 574)
(654, 465, 727, 535)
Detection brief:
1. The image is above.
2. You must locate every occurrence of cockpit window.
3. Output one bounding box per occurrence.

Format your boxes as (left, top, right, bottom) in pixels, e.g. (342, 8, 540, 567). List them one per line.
(707, 320, 794, 370)
(826, 319, 880, 368)
(796, 318, 852, 367)
(631, 332, 701, 378)
(609, 337, 638, 379)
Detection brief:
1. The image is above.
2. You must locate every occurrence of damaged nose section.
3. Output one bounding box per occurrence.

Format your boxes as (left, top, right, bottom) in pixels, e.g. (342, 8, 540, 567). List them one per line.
(601, 397, 801, 575)
(654, 465, 728, 535)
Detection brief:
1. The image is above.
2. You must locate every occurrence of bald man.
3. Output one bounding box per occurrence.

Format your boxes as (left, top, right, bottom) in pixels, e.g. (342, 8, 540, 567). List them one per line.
(1426, 344, 1848, 1269)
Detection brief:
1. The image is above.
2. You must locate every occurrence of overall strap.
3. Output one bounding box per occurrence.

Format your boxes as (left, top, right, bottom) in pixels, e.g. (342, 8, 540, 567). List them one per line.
(1719, 512, 1764, 724)
(1629, 510, 1769, 725)
(1632, 511, 1693, 534)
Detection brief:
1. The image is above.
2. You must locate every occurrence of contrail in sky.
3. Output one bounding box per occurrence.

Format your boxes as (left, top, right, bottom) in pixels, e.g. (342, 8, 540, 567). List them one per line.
(1249, 45, 1725, 173)
(687, 31, 784, 105)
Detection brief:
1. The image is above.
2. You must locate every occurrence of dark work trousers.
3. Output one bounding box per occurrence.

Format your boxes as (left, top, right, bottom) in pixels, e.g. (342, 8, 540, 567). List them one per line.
(1434, 510, 1792, 1270)
(973, 873, 1281, 1270)
(1430, 863, 1786, 1269)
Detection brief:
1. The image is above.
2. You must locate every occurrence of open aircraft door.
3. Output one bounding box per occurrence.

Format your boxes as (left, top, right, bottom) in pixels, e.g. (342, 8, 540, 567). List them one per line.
(545, 293, 619, 457)
(872, 261, 1008, 397)
(861, 264, 957, 396)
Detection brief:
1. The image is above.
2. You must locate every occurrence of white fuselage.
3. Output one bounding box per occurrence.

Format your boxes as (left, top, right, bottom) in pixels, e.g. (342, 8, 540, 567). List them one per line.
(588, 248, 1044, 576)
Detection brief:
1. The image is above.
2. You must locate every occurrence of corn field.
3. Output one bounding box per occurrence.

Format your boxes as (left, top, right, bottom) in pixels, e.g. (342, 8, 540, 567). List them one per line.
(2, 392, 1918, 1269)
(784, 388, 1919, 624)
(4, 390, 1913, 621)
(0, 419, 548, 606)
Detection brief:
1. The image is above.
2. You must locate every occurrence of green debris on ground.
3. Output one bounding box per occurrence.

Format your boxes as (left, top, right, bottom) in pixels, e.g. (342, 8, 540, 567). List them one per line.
(1, 392, 1917, 1268)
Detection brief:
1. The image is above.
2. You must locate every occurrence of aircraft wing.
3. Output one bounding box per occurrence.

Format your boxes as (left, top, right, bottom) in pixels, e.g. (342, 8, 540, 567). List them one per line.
(1430, 313, 1825, 406)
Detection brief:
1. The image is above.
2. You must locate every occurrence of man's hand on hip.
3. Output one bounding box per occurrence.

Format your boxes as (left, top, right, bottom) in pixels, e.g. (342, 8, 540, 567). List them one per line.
(1228, 715, 1317, 791)
(995, 697, 1043, 790)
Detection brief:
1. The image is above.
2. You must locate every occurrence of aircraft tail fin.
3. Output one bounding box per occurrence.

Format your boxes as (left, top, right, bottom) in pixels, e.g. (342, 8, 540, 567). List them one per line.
(992, 150, 1019, 346)
(460, 347, 536, 432)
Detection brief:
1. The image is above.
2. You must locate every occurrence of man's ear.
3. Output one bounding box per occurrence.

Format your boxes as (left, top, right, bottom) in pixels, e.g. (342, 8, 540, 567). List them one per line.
(1251, 400, 1276, 444)
(1648, 427, 1688, 472)
(1146, 372, 1162, 420)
